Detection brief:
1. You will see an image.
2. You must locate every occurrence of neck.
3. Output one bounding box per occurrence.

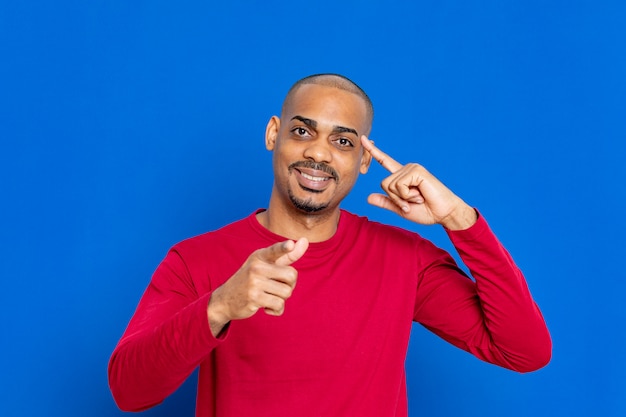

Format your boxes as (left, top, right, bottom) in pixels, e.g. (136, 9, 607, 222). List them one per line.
(257, 193, 341, 243)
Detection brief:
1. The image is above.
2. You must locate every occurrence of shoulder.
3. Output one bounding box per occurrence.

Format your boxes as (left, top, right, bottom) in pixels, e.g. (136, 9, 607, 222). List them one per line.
(338, 210, 451, 273)
(171, 213, 256, 255)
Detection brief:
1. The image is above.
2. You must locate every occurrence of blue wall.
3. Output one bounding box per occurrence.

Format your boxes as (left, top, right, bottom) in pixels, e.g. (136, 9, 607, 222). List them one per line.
(1, 1, 625, 416)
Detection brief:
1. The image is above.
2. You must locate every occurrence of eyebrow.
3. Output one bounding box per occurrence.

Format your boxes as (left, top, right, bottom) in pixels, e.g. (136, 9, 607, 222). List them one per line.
(291, 115, 359, 137)
(291, 115, 317, 129)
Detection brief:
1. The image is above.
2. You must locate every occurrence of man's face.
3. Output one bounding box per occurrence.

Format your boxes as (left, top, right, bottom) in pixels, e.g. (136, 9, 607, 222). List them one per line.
(266, 84, 372, 214)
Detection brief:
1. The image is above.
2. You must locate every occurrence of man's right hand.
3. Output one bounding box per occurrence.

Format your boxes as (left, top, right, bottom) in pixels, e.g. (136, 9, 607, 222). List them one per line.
(207, 238, 309, 336)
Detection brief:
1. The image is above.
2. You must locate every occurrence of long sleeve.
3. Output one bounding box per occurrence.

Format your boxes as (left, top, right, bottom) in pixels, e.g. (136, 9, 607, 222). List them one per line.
(108, 248, 225, 411)
(413, 212, 552, 372)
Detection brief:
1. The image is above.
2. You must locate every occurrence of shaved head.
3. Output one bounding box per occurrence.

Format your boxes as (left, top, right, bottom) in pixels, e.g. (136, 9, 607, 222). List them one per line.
(282, 74, 374, 129)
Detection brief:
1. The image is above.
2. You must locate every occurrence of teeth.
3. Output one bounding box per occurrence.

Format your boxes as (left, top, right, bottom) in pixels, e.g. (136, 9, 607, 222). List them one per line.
(301, 172, 329, 182)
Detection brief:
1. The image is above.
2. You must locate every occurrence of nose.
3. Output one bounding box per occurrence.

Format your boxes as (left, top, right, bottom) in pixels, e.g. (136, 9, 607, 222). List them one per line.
(303, 138, 332, 163)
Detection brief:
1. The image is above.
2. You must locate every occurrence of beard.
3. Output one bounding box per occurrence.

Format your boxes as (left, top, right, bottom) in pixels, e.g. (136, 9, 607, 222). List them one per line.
(285, 160, 338, 213)
(287, 187, 330, 213)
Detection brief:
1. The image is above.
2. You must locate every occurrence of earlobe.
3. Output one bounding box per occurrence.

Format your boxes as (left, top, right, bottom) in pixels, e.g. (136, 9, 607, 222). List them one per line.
(265, 116, 280, 151)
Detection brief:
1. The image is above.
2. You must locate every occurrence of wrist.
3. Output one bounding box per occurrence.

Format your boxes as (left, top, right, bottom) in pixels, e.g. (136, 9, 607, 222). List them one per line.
(207, 289, 230, 337)
(440, 203, 477, 231)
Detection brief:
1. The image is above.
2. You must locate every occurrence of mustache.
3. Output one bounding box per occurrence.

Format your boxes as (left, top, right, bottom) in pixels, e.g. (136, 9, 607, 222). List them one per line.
(288, 161, 338, 181)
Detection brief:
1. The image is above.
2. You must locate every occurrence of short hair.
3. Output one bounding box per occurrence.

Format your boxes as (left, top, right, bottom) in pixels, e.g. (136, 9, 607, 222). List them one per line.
(281, 73, 374, 127)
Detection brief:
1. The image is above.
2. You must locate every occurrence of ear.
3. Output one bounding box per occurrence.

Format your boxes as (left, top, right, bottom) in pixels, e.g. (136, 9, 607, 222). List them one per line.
(265, 116, 280, 151)
(359, 141, 373, 174)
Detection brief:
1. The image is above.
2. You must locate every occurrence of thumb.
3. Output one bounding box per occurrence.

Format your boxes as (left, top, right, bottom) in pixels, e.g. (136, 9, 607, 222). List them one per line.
(367, 193, 404, 216)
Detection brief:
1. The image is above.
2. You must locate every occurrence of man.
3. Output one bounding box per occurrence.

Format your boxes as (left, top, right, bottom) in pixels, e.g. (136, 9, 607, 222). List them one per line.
(109, 74, 551, 417)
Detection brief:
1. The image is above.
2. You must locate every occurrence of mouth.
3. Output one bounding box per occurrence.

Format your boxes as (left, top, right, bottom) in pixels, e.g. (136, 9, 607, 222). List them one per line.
(290, 162, 337, 192)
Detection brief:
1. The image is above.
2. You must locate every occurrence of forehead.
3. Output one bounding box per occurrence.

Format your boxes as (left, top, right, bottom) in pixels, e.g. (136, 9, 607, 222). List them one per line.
(282, 84, 370, 133)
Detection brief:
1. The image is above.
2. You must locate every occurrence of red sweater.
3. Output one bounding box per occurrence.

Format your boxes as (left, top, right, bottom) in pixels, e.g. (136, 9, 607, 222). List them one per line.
(108, 210, 551, 416)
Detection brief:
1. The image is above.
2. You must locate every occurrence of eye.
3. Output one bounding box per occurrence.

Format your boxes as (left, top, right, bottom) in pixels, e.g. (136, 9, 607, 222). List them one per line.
(291, 126, 311, 137)
(334, 137, 354, 148)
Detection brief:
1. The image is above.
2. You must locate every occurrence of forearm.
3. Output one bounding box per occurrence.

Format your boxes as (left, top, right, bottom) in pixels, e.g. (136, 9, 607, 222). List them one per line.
(446, 213, 552, 371)
(108, 292, 221, 411)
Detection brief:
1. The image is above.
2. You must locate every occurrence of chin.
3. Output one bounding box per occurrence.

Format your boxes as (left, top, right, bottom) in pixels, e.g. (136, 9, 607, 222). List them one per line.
(291, 198, 330, 214)
(288, 190, 331, 214)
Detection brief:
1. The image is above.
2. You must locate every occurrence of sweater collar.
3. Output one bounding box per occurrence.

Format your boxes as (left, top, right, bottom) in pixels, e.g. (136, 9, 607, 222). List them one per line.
(247, 209, 353, 261)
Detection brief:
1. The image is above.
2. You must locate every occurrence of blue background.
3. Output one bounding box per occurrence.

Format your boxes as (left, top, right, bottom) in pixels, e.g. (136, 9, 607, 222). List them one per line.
(1, 1, 625, 416)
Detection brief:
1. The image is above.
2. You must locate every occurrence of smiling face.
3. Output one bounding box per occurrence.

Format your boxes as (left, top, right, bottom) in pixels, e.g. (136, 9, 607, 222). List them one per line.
(265, 83, 372, 216)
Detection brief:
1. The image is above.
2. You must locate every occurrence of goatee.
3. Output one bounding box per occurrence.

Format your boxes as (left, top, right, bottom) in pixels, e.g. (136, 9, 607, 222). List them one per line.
(288, 189, 329, 213)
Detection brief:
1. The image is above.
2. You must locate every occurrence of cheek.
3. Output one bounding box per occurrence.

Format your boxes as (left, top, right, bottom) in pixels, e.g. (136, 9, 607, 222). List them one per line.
(274, 140, 303, 161)
(337, 157, 362, 183)
(272, 144, 291, 167)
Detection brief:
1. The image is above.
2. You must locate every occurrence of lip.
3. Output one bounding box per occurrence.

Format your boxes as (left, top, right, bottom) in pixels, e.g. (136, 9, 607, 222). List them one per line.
(293, 167, 335, 191)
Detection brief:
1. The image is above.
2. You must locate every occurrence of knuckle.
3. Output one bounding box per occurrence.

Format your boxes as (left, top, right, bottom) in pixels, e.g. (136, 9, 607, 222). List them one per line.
(407, 162, 423, 172)
(281, 285, 294, 298)
(248, 275, 262, 288)
(248, 261, 264, 275)
(247, 287, 261, 301)
(286, 268, 298, 284)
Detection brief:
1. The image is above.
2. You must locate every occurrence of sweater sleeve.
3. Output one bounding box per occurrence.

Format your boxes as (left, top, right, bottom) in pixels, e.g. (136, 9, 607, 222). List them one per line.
(108, 247, 227, 411)
(413, 212, 551, 372)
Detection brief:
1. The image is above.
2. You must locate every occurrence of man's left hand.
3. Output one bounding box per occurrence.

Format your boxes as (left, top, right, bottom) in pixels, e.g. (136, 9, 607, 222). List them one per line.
(361, 136, 477, 231)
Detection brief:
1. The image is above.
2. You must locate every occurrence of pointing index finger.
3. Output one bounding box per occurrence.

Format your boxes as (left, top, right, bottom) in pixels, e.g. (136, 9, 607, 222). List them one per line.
(258, 240, 295, 264)
(360, 136, 403, 173)
(258, 238, 309, 266)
